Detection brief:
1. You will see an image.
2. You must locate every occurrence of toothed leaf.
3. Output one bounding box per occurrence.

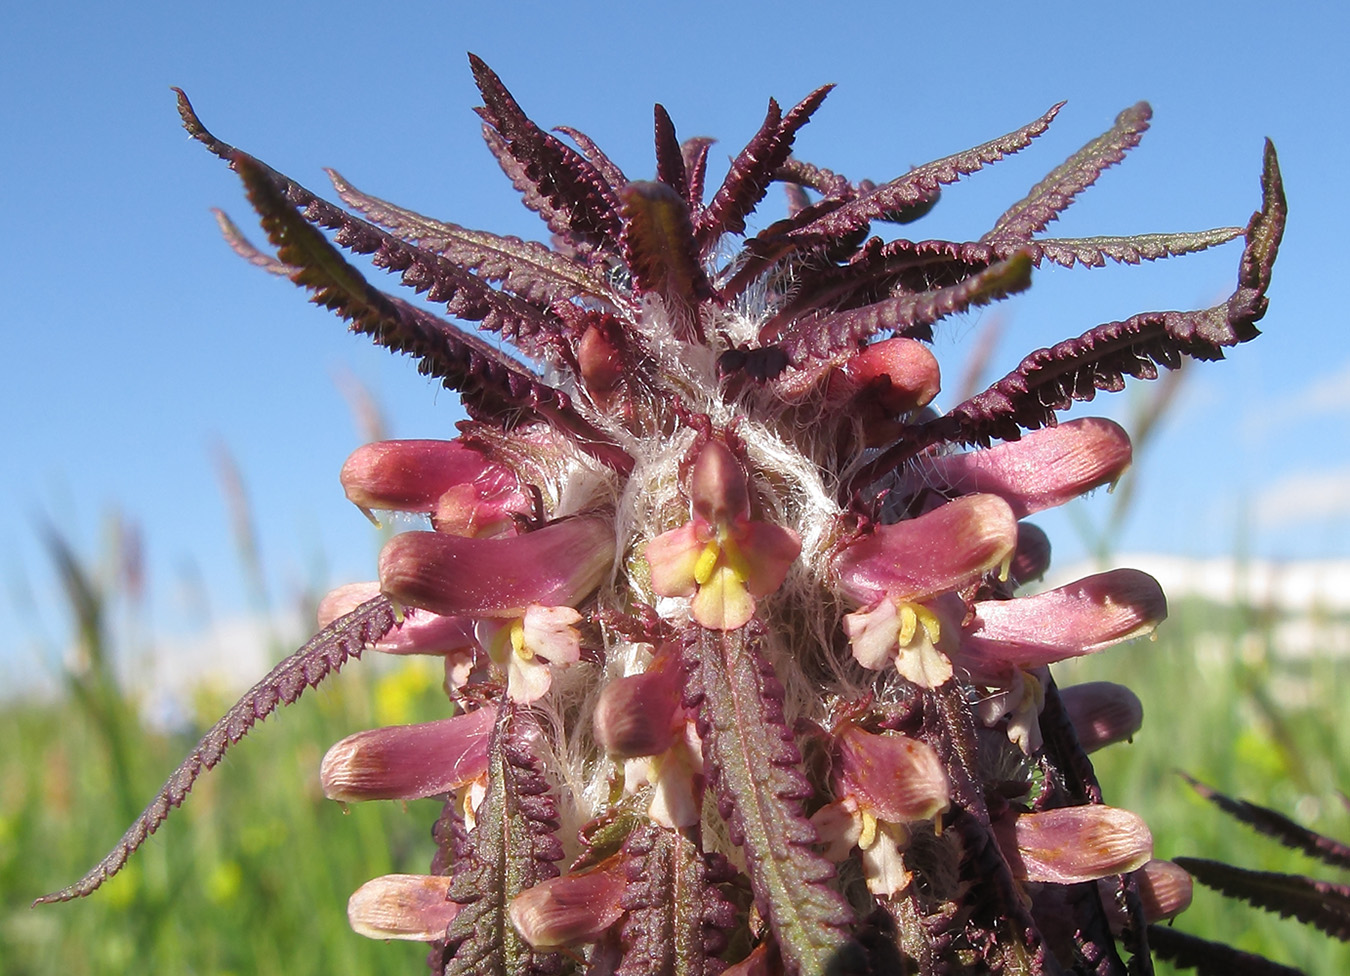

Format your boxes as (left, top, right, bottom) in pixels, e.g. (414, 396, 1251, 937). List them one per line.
(786, 103, 1063, 245)
(34, 596, 396, 905)
(470, 53, 622, 251)
(696, 85, 833, 250)
(1173, 858, 1350, 941)
(326, 169, 615, 305)
(683, 622, 855, 976)
(986, 227, 1244, 269)
(1147, 926, 1304, 976)
(440, 700, 564, 976)
(1181, 774, 1350, 871)
(985, 103, 1152, 241)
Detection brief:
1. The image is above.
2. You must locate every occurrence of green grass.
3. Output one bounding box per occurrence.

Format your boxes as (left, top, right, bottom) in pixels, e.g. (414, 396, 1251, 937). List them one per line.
(3, 595, 1347, 974)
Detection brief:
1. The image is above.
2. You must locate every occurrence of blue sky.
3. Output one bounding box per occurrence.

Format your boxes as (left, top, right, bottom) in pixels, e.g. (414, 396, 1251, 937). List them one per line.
(3, 2, 1347, 687)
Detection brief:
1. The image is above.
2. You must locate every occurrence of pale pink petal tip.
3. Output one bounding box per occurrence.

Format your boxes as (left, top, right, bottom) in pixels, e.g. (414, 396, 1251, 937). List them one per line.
(320, 706, 496, 802)
(996, 805, 1153, 884)
(1060, 681, 1144, 752)
(347, 873, 458, 941)
(508, 857, 628, 949)
(340, 439, 522, 522)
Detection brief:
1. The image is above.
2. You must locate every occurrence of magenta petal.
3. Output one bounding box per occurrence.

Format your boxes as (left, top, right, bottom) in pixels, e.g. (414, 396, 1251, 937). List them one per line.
(918, 418, 1132, 519)
(341, 439, 518, 516)
(960, 569, 1166, 677)
(508, 856, 628, 949)
(1060, 681, 1144, 752)
(834, 725, 949, 824)
(320, 706, 496, 801)
(379, 516, 614, 616)
(995, 805, 1153, 883)
(318, 582, 479, 656)
(833, 494, 1018, 605)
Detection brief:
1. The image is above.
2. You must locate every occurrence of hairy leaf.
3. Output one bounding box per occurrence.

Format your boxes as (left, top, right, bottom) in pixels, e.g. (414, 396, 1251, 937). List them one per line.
(554, 124, 629, 191)
(470, 53, 622, 251)
(441, 700, 564, 976)
(621, 181, 712, 341)
(910, 140, 1285, 448)
(234, 154, 631, 471)
(1173, 858, 1350, 941)
(653, 104, 689, 203)
(773, 251, 1033, 366)
(1181, 774, 1350, 871)
(986, 227, 1244, 269)
(326, 169, 615, 305)
(1147, 926, 1305, 976)
(696, 85, 833, 250)
(212, 208, 291, 275)
(175, 89, 565, 358)
(785, 104, 1063, 246)
(985, 103, 1152, 241)
(681, 136, 715, 210)
(617, 822, 738, 976)
(683, 622, 855, 976)
(34, 596, 396, 905)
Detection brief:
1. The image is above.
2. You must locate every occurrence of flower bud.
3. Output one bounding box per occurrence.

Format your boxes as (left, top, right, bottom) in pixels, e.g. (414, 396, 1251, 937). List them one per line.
(994, 805, 1153, 884)
(320, 706, 496, 802)
(1098, 858, 1193, 933)
(1008, 522, 1052, 586)
(919, 418, 1132, 519)
(594, 662, 684, 759)
(1060, 681, 1144, 752)
(347, 874, 458, 941)
(508, 856, 628, 949)
(690, 439, 749, 527)
(839, 337, 941, 413)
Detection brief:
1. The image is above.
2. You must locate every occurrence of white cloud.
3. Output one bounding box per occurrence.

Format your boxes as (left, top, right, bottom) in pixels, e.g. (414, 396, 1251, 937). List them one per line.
(1253, 467, 1350, 529)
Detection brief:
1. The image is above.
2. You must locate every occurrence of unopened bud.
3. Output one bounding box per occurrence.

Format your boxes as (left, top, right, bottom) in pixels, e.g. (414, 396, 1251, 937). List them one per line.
(347, 873, 458, 941)
(1060, 681, 1144, 752)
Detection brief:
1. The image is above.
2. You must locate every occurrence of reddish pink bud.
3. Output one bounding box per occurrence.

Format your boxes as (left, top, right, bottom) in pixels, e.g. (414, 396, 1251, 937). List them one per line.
(994, 805, 1153, 884)
(834, 494, 1018, 605)
(1099, 858, 1193, 933)
(508, 856, 628, 949)
(960, 569, 1166, 678)
(578, 321, 625, 403)
(347, 873, 458, 941)
(594, 657, 684, 759)
(318, 582, 479, 656)
(320, 706, 496, 801)
(1060, 681, 1144, 752)
(919, 418, 1132, 519)
(839, 338, 941, 413)
(340, 439, 526, 526)
(379, 516, 614, 617)
(1008, 522, 1052, 586)
(833, 725, 949, 824)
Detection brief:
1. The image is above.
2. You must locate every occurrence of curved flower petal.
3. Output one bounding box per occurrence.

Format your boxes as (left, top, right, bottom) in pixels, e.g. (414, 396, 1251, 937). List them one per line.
(918, 418, 1132, 519)
(318, 581, 480, 656)
(508, 856, 628, 949)
(960, 568, 1166, 679)
(340, 439, 525, 526)
(995, 805, 1153, 884)
(645, 522, 703, 598)
(1060, 680, 1144, 752)
(379, 516, 614, 616)
(320, 706, 497, 801)
(834, 493, 1018, 605)
(834, 725, 949, 824)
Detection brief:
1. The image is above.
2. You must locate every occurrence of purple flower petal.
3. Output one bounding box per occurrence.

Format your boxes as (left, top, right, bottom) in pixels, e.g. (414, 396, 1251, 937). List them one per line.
(320, 706, 496, 801)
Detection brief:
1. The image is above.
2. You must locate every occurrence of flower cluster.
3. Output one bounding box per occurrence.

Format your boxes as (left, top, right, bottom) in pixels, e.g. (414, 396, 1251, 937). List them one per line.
(40, 56, 1284, 976)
